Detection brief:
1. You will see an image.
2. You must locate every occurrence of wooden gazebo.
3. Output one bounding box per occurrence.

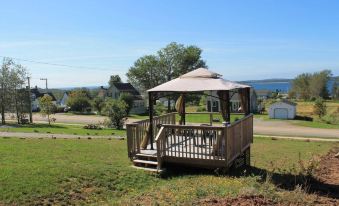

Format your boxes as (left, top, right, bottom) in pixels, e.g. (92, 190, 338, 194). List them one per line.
(127, 68, 253, 172)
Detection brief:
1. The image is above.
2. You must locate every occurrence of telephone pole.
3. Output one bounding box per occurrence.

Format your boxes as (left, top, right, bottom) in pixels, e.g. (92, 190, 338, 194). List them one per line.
(40, 78, 48, 92)
(27, 77, 33, 123)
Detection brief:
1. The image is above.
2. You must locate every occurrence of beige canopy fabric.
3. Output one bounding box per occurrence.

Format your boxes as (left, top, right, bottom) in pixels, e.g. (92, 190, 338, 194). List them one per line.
(148, 68, 250, 92)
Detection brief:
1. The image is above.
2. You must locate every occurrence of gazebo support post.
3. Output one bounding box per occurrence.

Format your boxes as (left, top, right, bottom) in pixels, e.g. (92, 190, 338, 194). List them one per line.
(182, 93, 186, 125)
(225, 90, 231, 123)
(149, 92, 154, 150)
(246, 88, 251, 116)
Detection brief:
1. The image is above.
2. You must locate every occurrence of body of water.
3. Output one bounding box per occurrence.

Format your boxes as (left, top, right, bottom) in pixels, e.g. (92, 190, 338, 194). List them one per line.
(246, 80, 335, 93)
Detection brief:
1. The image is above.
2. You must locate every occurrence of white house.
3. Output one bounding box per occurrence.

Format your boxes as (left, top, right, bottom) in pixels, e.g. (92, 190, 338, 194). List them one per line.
(100, 83, 146, 114)
(31, 87, 57, 111)
(268, 100, 296, 119)
(206, 89, 258, 113)
(59, 92, 69, 107)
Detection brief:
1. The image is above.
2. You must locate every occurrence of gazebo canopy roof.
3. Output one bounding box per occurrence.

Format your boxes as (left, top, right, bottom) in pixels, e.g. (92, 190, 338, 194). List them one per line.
(148, 68, 250, 93)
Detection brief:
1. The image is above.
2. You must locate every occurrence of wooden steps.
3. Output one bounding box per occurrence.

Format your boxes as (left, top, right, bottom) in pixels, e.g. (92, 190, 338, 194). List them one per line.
(132, 153, 163, 173)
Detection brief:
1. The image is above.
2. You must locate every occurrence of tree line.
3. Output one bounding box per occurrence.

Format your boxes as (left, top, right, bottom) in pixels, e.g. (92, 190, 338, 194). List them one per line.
(289, 70, 338, 100)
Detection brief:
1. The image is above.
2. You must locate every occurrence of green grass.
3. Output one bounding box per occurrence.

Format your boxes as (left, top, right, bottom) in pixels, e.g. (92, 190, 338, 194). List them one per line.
(0, 136, 335, 205)
(0, 123, 125, 136)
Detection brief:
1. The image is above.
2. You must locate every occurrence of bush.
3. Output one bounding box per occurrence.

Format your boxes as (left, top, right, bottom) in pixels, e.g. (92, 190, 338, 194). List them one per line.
(102, 99, 127, 129)
(67, 90, 91, 112)
(321, 109, 339, 125)
(313, 98, 327, 118)
(196, 106, 206, 112)
(155, 102, 166, 115)
(83, 124, 102, 130)
(56, 106, 66, 113)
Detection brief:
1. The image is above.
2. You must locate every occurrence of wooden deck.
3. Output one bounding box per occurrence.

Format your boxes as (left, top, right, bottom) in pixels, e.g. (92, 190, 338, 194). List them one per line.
(127, 113, 253, 170)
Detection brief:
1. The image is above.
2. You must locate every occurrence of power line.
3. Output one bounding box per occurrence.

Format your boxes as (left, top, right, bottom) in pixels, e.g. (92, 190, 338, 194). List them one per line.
(0, 55, 121, 71)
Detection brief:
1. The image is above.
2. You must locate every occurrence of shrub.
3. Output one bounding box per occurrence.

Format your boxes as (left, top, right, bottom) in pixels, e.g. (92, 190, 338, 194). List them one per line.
(83, 124, 102, 130)
(56, 106, 66, 113)
(102, 99, 127, 129)
(196, 106, 206, 112)
(155, 102, 166, 115)
(313, 98, 327, 118)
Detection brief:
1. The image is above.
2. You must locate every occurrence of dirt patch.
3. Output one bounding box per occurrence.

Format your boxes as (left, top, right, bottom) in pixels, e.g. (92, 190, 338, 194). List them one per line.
(198, 195, 277, 206)
(315, 147, 339, 186)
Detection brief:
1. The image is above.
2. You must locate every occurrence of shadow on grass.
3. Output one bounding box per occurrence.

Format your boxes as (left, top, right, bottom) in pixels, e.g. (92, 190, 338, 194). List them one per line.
(1, 123, 67, 129)
(161, 164, 338, 199)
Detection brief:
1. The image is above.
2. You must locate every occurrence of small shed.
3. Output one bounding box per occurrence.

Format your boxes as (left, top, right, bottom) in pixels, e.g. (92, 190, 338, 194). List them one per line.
(268, 100, 296, 119)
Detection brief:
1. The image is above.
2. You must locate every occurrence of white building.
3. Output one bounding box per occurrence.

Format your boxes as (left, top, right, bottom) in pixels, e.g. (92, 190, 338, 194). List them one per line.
(206, 89, 258, 113)
(59, 92, 69, 107)
(100, 83, 146, 114)
(268, 100, 296, 119)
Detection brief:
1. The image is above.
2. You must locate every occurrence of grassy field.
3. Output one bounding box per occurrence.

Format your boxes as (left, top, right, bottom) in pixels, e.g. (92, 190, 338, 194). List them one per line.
(0, 136, 335, 205)
(0, 123, 125, 136)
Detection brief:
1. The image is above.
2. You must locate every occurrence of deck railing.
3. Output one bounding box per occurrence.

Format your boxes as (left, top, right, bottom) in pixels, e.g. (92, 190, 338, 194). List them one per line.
(226, 114, 253, 165)
(126, 112, 176, 158)
(127, 113, 253, 168)
(156, 124, 226, 162)
(155, 114, 253, 167)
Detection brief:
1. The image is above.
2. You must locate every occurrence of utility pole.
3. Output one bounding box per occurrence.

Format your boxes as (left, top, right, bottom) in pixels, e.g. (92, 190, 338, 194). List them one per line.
(40, 78, 48, 92)
(27, 77, 33, 123)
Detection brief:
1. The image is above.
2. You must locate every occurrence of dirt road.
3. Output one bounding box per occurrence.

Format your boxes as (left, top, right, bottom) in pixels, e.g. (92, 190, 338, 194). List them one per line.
(31, 113, 339, 139)
(254, 118, 339, 139)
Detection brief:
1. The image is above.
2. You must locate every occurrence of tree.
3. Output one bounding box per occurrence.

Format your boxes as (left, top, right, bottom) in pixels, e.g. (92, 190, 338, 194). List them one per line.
(332, 77, 339, 100)
(103, 99, 127, 129)
(290, 73, 311, 100)
(92, 97, 105, 114)
(0, 57, 28, 124)
(127, 55, 166, 92)
(313, 98, 327, 118)
(127, 43, 207, 92)
(290, 70, 332, 100)
(119, 93, 134, 115)
(67, 90, 91, 112)
(39, 94, 56, 125)
(108, 75, 122, 87)
(309, 70, 332, 99)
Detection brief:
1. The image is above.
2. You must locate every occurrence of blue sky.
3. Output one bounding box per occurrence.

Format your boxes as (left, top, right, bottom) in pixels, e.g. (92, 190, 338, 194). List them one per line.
(1, 0, 339, 88)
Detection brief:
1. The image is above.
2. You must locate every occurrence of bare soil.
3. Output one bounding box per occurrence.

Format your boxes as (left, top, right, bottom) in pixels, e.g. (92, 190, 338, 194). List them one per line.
(314, 147, 339, 194)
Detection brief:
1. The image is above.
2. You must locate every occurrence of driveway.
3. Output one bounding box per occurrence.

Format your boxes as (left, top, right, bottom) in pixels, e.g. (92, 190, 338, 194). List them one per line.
(254, 118, 339, 139)
(31, 113, 339, 139)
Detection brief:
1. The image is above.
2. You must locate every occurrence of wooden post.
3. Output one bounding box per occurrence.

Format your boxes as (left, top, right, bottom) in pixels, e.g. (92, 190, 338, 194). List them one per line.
(246, 88, 251, 116)
(225, 90, 230, 122)
(182, 93, 185, 125)
(149, 92, 154, 150)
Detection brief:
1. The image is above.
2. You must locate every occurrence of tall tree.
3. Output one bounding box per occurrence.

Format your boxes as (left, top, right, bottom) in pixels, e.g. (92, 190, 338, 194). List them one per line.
(0, 58, 28, 124)
(290, 70, 332, 100)
(127, 55, 166, 92)
(332, 77, 339, 100)
(127, 42, 207, 110)
(108, 75, 122, 87)
(309, 70, 332, 99)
